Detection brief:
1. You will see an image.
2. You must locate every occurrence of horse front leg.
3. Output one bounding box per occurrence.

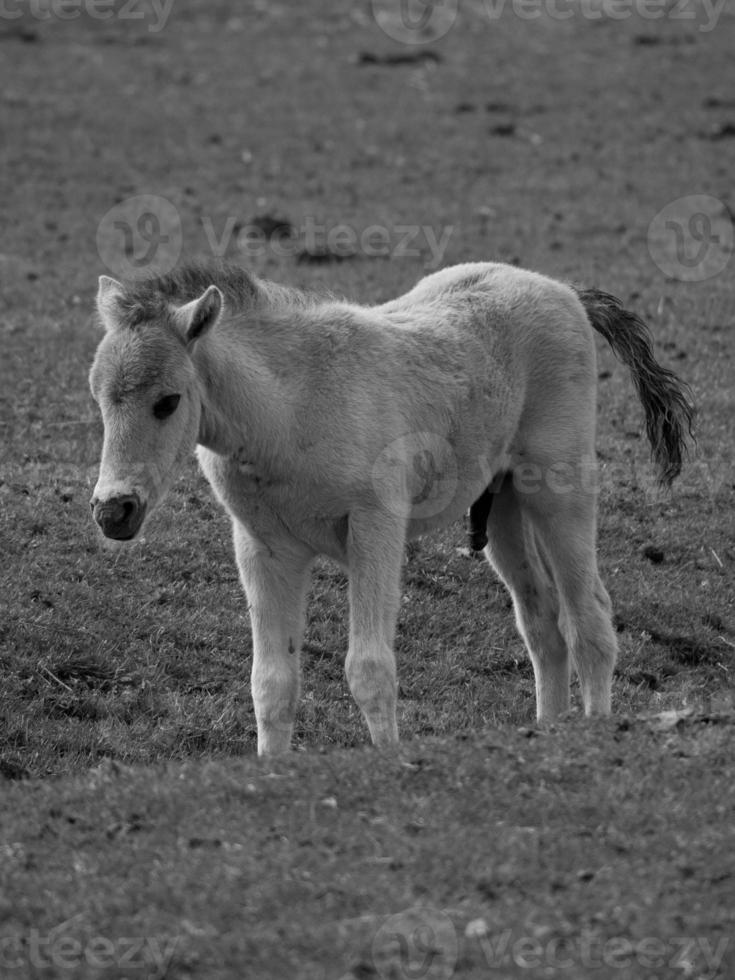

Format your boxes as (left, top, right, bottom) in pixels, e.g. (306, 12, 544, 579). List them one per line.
(345, 508, 408, 748)
(232, 522, 314, 755)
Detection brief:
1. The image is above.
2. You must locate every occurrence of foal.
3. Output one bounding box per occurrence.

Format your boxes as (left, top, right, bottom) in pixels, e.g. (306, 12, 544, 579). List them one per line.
(89, 261, 694, 754)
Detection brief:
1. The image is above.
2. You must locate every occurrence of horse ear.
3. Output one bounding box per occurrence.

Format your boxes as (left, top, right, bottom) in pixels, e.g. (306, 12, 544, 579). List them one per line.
(96, 275, 125, 330)
(179, 285, 223, 346)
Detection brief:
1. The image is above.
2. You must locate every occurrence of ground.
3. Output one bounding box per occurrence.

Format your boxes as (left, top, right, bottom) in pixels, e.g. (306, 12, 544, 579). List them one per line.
(0, 1, 734, 978)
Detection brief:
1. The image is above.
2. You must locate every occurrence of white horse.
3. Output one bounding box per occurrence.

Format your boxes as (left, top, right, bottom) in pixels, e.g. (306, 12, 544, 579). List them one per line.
(89, 261, 693, 755)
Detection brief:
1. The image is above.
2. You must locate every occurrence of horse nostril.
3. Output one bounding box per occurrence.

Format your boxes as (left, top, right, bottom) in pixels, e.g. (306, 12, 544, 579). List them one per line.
(92, 493, 145, 540)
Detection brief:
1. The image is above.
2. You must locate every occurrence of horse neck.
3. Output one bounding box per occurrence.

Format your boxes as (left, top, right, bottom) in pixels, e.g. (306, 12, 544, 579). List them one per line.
(192, 319, 290, 462)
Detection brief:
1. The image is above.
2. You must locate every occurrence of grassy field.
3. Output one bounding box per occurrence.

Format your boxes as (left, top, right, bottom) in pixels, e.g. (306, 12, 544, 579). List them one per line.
(1, 1, 734, 977)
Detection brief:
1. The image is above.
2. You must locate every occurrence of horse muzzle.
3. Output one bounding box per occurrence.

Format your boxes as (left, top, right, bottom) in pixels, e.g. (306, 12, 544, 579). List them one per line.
(90, 493, 147, 541)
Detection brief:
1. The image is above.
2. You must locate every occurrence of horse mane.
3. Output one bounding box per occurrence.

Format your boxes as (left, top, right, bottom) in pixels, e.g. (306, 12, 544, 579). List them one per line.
(118, 261, 314, 327)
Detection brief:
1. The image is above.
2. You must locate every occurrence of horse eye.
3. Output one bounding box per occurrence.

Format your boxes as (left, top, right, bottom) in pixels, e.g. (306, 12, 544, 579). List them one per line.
(153, 394, 181, 420)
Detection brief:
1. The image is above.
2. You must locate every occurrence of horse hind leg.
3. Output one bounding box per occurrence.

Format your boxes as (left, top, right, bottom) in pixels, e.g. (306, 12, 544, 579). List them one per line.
(523, 483, 617, 716)
(485, 475, 571, 721)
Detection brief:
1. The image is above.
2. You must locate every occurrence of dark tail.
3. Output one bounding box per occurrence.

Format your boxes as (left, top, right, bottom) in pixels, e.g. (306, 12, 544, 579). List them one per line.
(575, 288, 696, 485)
